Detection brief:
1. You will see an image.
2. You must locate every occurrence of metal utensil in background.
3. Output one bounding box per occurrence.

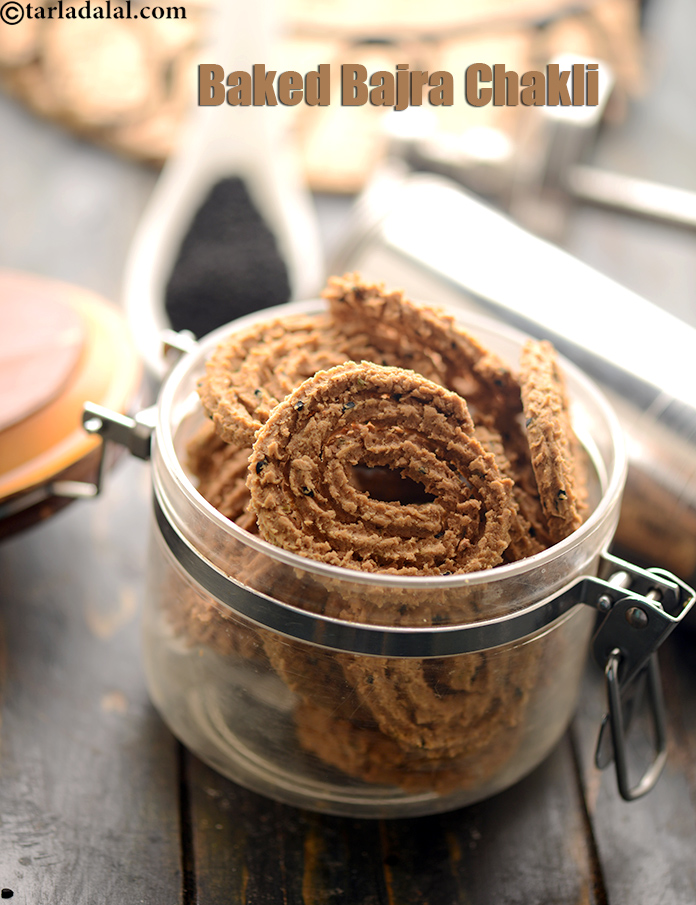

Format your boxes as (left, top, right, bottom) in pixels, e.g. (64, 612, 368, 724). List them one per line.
(390, 44, 696, 238)
(507, 55, 696, 239)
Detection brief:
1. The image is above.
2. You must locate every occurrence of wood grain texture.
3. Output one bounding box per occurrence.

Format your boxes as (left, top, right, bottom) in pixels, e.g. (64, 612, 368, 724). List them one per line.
(0, 459, 183, 905)
(441, 736, 603, 905)
(183, 731, 601, 905)
(571, 637, 696, 905)
(186, 753, 387, 905)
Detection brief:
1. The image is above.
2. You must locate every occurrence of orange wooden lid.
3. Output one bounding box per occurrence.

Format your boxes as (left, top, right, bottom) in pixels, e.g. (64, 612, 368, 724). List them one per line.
(0, 269, 142, 501)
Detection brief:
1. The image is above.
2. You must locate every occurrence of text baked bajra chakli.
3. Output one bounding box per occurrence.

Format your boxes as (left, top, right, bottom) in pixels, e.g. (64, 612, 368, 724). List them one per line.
(148, 273, 610, 815)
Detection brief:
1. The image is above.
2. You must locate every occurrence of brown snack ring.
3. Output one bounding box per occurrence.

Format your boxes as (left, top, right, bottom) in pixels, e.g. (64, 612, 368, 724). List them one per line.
(322, 273, 523, 427)
(198, 313, 350, 448)
(293, 698, 525, 794)
(247, 361, 516, 575)
(520, 340, 585, 543)
(323, 274, 547, 522)
(197, 309, 448, 450)
(293, 700, 474, 794)
(186, 420, 256, 531)
(261, 635, 375, 722)
(340, 643, 539, 761)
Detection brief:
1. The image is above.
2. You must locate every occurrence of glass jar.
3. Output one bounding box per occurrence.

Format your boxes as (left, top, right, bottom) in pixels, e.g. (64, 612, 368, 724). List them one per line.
(142, 302, 628, 818)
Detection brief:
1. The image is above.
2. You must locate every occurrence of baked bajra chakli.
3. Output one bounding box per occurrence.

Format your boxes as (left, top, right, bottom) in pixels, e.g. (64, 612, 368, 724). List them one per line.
(247, 360, 517, 575)
(323, 273, 523, 426)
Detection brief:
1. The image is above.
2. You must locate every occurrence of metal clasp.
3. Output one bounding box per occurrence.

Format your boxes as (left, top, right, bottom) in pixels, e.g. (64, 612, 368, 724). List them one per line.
(53, 402, 157, 503)
(0, 329, 198, 520)
(588, 553, 695, 800)
(72, 331, 198, 500)
(0, 403, 156, 521)
(82, 400, 156, 470)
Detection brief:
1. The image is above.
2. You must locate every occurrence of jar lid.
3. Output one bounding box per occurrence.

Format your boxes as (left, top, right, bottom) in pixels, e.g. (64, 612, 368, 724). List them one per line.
(0, 269, 142, 535)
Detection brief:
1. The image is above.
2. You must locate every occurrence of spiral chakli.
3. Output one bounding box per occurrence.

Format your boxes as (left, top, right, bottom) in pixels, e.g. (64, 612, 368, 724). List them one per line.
(520, 340, 587, 542)
(198, 313, 349, 448)
(247, 361, 516, 575)
(322, 274, 552, 551)
(339, 643, 540, 762)
(322, 273, 523, 427)
(197, 307, 451, 450)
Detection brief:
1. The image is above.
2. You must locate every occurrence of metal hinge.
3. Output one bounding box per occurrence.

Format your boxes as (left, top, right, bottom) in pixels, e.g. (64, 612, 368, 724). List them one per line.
(0, 403, 156, 521)
(588, 552, 695, 800)
(0, 331, 198, 523)
(69, 331, 198, 499)
(82, 402, 156, 461)
(47, 401, 156, 503)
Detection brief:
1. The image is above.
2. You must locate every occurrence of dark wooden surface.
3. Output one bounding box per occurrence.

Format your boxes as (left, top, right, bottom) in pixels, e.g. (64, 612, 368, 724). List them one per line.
(1, 1, 696, 902)
(2, 459, 695, 905)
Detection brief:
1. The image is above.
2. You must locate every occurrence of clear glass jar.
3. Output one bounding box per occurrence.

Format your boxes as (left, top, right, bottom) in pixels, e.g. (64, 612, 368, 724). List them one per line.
(142, 302, 627, 818)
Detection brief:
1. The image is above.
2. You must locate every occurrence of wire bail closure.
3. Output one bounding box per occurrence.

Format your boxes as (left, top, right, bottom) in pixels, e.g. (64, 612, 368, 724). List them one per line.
(589, 555, 695, 800)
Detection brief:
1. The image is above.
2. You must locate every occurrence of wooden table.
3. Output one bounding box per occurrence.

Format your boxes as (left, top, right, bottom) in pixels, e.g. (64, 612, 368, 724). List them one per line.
(1, 1, 696, 901)
(1, 455, 696, 904)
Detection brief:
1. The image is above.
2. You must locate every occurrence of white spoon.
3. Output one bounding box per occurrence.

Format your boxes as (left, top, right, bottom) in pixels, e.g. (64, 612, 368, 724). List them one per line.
(123, 0, 324, 378)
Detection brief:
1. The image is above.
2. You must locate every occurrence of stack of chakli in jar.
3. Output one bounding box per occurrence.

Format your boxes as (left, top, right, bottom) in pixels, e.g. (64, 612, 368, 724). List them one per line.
(174, 273, 588, 791)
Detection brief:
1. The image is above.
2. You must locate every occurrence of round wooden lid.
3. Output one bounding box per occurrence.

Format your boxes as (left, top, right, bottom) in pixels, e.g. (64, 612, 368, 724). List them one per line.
(0, 275, 86, 431)
(0, 269, 142, 505)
